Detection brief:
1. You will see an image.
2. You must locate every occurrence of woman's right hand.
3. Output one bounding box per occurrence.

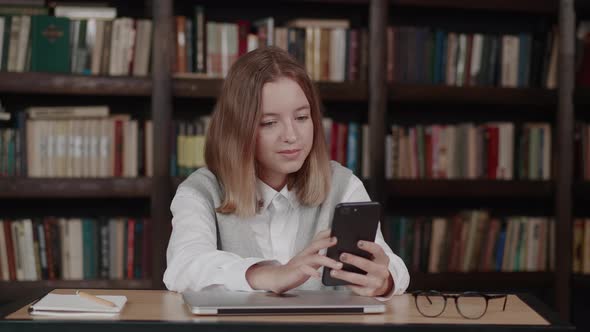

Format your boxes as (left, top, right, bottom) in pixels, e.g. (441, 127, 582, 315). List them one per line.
(246, 229, 343, 294)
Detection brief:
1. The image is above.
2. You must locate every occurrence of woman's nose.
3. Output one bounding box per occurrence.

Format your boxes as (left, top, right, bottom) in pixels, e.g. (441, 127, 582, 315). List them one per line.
(282, 121, 297, 143)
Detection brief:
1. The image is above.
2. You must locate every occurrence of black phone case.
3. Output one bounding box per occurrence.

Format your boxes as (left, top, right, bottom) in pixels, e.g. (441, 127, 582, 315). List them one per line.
(321, 201, 381, 286)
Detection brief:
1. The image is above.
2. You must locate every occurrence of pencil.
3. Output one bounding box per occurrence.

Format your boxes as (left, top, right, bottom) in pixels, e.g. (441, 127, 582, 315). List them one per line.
(76, 290, 117, 308)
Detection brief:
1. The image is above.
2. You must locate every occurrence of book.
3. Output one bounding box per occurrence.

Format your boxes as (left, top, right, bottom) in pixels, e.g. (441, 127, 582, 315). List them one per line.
(29, 16, 70, 73)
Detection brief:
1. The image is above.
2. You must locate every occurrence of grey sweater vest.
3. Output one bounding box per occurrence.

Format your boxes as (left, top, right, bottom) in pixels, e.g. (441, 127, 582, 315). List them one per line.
(178, 161, 353, 290)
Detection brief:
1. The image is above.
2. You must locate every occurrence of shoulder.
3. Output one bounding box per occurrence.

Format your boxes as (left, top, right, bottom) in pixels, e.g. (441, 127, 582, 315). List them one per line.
(329, 160, 353, 181)
(328, 160, 362, 196)
(175, 167, 222, 202)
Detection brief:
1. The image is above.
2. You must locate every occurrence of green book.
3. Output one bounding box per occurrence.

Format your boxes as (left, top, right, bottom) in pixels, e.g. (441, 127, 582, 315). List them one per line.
(30, 15, 70, 73)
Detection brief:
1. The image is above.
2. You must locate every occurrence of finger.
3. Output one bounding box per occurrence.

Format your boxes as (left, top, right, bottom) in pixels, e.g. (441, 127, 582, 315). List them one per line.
(330, 269, 382, 289)
(298, 264, 321, 279)
(340, 253, 390, 279)
(357, 241, 389, 265)
(300, 236, 337, 256)
(306, 254, 343, 270)
(312, 229, 332, 241)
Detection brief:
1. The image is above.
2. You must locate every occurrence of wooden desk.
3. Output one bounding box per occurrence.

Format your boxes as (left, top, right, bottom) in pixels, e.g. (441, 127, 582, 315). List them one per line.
(0, 289, 573, 332)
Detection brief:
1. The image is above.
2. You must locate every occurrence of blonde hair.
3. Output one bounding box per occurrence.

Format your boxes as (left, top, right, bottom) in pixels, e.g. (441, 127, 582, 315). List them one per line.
(205, 47, 332, 218)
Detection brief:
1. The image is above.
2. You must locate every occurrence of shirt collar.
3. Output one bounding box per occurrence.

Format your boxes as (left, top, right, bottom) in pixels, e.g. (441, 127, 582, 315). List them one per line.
(256, 178, 298, 212)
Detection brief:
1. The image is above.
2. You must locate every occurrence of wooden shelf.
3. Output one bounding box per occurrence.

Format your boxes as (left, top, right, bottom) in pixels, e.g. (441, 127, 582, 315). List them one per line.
(573, 182, 590, 199)
(575, 88, 590, 105)
(0, 178, 152, 198)
(573, 275, 590, 288)
(0, 279, 153, 303)
(389, 84, 557, 106)
(409, 272, 554, 291)
(389, 0, 557, 14)
(173, 77, 368, 101)
(0, 72, 152, 96)
(386, 180, 553, 198)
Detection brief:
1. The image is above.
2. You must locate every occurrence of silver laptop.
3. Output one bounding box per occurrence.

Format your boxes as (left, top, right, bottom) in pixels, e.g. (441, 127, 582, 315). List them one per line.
(182, 289, 386, 315)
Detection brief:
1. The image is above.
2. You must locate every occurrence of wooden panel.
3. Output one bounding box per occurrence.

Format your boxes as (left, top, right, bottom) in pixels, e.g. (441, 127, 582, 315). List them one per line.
(0, 178, 152, 198)
(575, 88, 590, 105)
(0, 72, 152, 96)
(386, 180, 553, 198)
(389, 84, 557, 106)
(389, 0, 557, 14)
(151, 0, 174, 290)
(555, 0, 575, 320)
(173, 78, 368, 101)
(6, 289, 549, 326)
(368, 0, 388, 202)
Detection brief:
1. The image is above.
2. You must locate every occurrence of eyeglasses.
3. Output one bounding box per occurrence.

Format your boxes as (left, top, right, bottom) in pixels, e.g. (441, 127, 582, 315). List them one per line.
(411, 291, 508, 320)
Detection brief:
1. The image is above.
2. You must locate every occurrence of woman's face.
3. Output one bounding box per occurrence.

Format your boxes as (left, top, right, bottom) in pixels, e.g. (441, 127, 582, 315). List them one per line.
(255, 77, 314, 188)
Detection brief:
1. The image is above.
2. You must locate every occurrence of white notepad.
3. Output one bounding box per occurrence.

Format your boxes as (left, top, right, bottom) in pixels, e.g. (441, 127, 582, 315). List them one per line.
(29, 293, 127, 316)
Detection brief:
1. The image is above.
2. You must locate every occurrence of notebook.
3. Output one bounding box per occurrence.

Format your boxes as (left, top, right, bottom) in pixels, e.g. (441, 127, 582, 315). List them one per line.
(29, 293, 127, 317)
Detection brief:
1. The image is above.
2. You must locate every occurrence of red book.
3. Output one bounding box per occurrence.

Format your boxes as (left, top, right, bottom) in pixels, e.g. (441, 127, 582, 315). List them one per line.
(175, 16, 187, 73)
(237, 20, 250, 57)
(487, 125, 499, 179)
(3, 221, 16, 281)
(347, 29, 359, 81)
(127, 219, 135, 280)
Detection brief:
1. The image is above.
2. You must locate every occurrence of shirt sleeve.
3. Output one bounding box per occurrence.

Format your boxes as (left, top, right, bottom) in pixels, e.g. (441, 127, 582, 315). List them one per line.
(163, 187, 269, 293)
(340, 175, 410, 299)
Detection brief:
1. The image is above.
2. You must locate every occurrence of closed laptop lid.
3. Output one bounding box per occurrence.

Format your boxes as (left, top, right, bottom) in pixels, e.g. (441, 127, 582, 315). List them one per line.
(182, 290, 386, 315)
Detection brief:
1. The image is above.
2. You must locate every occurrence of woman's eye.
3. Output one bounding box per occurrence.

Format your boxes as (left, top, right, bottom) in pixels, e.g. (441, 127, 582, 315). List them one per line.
(296, 115, 310, 121)
(261, 121, 276, 127)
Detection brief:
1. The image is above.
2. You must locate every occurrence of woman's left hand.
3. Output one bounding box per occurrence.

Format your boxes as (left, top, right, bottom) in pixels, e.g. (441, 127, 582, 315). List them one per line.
(329, 240, 393, 297)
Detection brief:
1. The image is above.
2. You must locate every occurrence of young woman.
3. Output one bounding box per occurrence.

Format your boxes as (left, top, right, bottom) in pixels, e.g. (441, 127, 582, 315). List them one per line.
(163, 47, 409, 299)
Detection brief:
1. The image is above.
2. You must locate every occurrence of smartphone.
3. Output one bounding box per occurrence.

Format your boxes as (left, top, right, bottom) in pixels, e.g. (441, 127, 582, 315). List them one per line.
(321, 201, 381, 286)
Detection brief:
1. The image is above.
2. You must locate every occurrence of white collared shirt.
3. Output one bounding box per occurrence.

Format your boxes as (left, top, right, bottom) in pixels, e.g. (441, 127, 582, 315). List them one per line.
(164, 174, 410, 299)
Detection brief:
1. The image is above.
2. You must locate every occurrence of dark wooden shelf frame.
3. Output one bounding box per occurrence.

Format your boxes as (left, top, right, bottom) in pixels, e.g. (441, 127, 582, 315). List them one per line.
(575, 88, 590, 105)
(0, 72, 152, 96)
(386, 180, 553, 198)
(174, 78, 368, 101)
(389, 0, 558, 14)
(389, 84, 557, 106)
(409, 272, 554, 291)
(0, 178, 152, 198)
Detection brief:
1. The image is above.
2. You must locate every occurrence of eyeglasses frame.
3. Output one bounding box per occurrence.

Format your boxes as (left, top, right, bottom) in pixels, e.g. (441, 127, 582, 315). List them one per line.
(410, 290, 508, 320)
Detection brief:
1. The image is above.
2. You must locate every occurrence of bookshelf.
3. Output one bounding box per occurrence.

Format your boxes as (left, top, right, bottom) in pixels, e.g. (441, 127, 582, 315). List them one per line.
(388, 84, 557, 105)
(385, 180, 553, 198)
(0, 0, 582, 325)
(0, 178, 152, 198)
(0, 72, 153, 96)
(409, 271, 554, 291)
